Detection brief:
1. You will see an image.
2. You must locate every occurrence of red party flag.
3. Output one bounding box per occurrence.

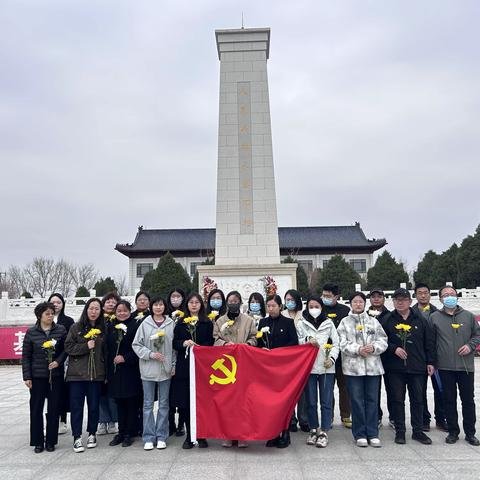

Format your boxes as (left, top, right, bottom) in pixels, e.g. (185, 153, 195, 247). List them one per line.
(189, 343, 318, 441)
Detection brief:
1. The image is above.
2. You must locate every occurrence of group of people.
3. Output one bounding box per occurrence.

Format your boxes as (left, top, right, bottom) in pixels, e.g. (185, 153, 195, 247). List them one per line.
(21, 282, 480, 454)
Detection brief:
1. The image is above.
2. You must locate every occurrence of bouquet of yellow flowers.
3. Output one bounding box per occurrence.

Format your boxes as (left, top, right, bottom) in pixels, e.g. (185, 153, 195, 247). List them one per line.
(452, 323, 468, 374)
(114, 323, 128, 372)
(104, 313, 116, 323)
(42, 338, 57, 387)
(395, 323, 412, 366)
(323, 343, 333, 387)
(84, 328, 102, 380)
(208, 311, 219, 321)
(220, 319, 235, 340)
(172, 310, 185, 322)
(183, 316, 199, 343)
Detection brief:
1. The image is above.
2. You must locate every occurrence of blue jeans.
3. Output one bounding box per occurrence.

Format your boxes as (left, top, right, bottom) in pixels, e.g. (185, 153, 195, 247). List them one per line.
(305, 373, 334, 430)
(99, 395, 118, 423)
(69, 381, 101, 438)
(142, 379, 171, 443)
(346, 375, 380, 440)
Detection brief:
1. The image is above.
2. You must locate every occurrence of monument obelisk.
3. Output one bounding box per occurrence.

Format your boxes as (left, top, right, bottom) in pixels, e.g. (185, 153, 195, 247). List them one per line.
(197, 27, 296, 299)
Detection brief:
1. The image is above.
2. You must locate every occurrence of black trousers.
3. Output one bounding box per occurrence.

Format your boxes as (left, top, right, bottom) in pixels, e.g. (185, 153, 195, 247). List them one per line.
(439, 370, 476, 437)
(386, 372, 424, 434)
(30, 377, 63, 447)
(423, 372, 446, 424)
(378, 374, 394, 422)
(115, 396, 140, 438)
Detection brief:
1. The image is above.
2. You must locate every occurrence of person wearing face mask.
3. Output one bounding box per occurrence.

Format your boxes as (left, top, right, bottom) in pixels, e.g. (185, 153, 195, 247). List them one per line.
(247, 292, 266, 327)
(431, 286, 480, 446)
(296, 295, 339, 448)
(257, 295, 299, 448)
(283, 289, 309, 433)
(206, 288, 227, 318)
(321, 283, 352, 429)
(167, 288, 186, 316)
(213, 291, 257, 448)
(337, 292, 388, 448)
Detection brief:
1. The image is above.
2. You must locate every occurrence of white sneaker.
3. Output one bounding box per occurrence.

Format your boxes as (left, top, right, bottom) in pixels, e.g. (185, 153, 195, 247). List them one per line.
(86, 434, 97, 448)
(238, 441, 248, 448)
(306, 429, 317, 445)
(156, 440, 167, 449)
(97, 423, 107, 435)
(144, 442, 154, 450)
(369, 438, 382, 448)
(107, 422, 118, 434)
(315, 431, 328, 448)
(58, 421, 68, 435)
(222, 440, 233, 448)
(356, 438, 368, 447)
(73, 437, 85, 453)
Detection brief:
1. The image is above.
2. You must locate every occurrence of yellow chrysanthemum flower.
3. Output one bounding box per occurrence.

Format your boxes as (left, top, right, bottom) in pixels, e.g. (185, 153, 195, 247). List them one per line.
(356, 325, 364, 331)
(256, 331, 263, 338)
(84, 328, 101, 339)
(327, 313, 337, 318)
(208, 311, 219, 320)
(323, 343, 333, 350)
(451, 323, 461, 329)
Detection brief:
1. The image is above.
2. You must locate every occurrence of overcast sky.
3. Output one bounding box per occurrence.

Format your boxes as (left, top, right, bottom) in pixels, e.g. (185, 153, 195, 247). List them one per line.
(1, 0, 479, 279)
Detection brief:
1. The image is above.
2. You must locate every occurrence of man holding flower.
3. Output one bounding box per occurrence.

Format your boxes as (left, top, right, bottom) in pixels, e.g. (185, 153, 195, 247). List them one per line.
(431, 285, 480, 446)
(382, 288, 435, 445)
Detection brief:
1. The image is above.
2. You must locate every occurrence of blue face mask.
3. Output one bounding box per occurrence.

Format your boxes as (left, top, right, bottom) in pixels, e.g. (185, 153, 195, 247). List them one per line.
(249, 303, 261, 313)
(285, 300, 296, 311)
(443, 296, 458, 309)
(210, 299, 223, 310)
(322, 297, 334, 306)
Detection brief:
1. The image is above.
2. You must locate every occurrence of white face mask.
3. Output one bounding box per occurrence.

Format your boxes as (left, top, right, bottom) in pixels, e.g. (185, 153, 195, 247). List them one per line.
(309, 308, 321, 319)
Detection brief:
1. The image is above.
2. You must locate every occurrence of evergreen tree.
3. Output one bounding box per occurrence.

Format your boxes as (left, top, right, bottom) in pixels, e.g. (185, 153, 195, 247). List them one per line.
(75, 286, 90, 305)
(94, 277, 117, 297)
(367, 250, 409, 290)
(282, 256, 310, 298)
(141, 252, 192, 297)
(21, 291, 32, 298)
(413, 250, 438, 287)
(431, 244, 459, 288)
(315, 254, 362, 299)
(457, 225, 480, 288)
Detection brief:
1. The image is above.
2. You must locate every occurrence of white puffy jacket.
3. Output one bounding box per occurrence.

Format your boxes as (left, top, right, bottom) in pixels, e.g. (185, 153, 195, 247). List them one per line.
(296, 315, 339, 375)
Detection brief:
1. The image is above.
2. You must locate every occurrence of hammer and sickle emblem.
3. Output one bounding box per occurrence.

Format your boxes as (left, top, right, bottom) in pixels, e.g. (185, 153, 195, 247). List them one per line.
(209, 354, 237, 385)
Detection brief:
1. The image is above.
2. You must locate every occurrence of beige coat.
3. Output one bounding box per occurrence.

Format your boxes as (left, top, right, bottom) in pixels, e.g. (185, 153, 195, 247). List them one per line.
(213, 313, 258, 346)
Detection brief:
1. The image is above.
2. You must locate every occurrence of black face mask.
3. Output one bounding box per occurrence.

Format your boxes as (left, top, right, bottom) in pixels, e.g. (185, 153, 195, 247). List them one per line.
(227, 303, 241, 315)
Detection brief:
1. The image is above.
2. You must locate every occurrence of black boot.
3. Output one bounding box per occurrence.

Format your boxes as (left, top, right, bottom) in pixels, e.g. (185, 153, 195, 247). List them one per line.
(265, 436, 280, 447)
(277, 430, 290, 448)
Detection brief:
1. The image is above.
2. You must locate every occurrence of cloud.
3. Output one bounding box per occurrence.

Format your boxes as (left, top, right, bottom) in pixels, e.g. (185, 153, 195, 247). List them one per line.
(1, 0, 479, 281)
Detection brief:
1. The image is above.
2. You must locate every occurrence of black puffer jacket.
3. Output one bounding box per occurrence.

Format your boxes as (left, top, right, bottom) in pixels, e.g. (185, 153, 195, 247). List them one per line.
(22, 323, 67, 381)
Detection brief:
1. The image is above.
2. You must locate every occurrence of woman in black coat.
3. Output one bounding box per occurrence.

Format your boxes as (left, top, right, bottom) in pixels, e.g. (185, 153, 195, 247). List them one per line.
(105, 300, 142, 447)
(22, 302, 67, 453)
(257, 294, 299, 448)
(47, 293, 74, 434)
(172, 293, 214, 449)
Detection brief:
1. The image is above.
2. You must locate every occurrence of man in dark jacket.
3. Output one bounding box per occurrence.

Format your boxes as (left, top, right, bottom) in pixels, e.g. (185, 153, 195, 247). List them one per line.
(321, 283, 351, 428)
(412, 283, 447, 432)
(383, 288, 435, 445)
(431, 285, 480, 446)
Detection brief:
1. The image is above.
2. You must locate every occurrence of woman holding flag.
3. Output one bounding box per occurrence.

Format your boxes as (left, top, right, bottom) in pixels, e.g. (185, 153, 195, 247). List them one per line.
(172, 293, 214, 449)
(257, 294, 299, 448)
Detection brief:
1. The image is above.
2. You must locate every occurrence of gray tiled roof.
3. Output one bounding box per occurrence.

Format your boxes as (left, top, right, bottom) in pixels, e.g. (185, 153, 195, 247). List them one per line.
(116, 224, 386, 255)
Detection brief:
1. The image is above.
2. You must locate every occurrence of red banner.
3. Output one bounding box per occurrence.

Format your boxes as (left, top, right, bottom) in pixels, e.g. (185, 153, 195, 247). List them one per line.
(190, 343, 317, 441)
(0, 326, 29, 359)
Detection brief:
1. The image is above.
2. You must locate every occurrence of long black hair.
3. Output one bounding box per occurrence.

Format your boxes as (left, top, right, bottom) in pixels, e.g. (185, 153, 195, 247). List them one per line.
(205, 288, 227, 316)
(48, 292, 74, 332)
(166, 287, 186, 315)
(184, 292, 207, 322)
(248, 292, 266, 317)
(78, 297, 105, 333)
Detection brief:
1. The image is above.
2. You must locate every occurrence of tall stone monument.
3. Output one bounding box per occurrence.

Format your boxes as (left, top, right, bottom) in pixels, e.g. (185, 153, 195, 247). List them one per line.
(197, 27, 297, 300)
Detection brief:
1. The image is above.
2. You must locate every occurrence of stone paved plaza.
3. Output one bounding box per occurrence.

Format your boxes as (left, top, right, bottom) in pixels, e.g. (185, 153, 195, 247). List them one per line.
(1, 363, 479, 480)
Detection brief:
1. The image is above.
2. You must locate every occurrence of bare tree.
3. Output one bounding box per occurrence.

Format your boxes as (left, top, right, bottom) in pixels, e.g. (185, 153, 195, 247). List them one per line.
(115, 274, 129, 296)
(54, 259, 76, 296)
(72, 263, 98, 290)
(24, 257, 60, 297)
(8, 265, 32, 297)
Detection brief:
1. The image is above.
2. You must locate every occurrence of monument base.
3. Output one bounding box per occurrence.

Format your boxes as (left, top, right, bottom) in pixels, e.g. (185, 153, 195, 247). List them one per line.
(196, 263, 297, 303)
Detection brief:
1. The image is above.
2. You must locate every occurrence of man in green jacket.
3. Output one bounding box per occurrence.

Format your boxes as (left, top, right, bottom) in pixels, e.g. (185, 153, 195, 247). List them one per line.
(431, 285, 480, 446)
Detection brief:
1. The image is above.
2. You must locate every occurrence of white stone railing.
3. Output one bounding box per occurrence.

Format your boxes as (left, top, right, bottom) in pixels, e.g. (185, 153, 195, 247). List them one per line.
(0, 291, 135, 326)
